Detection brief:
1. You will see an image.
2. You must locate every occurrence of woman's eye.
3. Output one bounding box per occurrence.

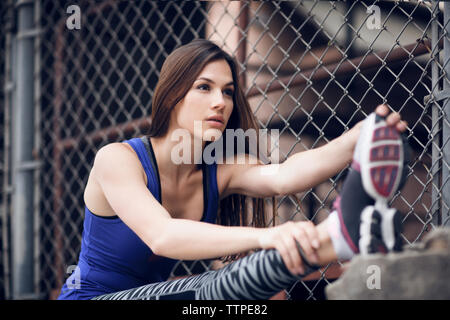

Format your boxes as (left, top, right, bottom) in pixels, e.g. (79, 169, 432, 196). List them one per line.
(197, 84, 210, 91)
(224, 88, 234, 97)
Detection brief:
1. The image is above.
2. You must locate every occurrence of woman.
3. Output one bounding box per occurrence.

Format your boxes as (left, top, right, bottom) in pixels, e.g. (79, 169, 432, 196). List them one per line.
(58, 39, 408, 300)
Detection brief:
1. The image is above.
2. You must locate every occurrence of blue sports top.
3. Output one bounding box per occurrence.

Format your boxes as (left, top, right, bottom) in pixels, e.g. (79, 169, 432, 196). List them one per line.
(58, 136, 219, 300)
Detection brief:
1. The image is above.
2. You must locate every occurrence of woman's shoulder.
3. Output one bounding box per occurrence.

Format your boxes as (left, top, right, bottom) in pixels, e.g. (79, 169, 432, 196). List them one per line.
(96, 141, 136, 159)
(93, 141, 143, 174)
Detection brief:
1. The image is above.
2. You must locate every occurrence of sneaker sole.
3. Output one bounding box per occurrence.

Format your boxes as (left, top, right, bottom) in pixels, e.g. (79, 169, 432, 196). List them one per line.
(360, 113, 404, 202)
(359, 206, 388, 255)
(380, 207, 403, 252)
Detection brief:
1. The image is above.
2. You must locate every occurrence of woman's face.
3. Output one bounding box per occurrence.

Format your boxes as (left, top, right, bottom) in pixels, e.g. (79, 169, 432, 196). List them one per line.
(170, 59, 235, 142)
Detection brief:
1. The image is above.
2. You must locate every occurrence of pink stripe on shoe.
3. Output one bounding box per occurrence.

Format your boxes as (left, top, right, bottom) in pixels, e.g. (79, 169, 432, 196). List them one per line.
(351, 161, 361, 172)
(333, 196, 359, 253)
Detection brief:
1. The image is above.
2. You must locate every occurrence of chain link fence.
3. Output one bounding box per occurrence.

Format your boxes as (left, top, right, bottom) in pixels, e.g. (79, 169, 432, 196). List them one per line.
(1, 0, 449, 300)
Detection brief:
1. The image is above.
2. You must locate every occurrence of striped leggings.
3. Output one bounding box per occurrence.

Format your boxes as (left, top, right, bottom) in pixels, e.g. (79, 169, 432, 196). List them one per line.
(92, 248, 317, 300)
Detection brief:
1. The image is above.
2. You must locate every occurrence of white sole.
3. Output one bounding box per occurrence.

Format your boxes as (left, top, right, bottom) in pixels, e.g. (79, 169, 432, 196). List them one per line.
(359, 113, 404, 203)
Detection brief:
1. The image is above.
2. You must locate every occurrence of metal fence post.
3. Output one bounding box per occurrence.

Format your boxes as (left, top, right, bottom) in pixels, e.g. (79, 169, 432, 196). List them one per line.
(11, 0, 36, 299)
(431, 1, 441, 227)
(1, 0, 15, 300)
(443, 2, 450, 226)
(2, 0, 15, 299)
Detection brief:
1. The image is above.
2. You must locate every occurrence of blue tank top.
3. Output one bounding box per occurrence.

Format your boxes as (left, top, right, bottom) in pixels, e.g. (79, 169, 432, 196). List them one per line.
(58, 137, 219, 300)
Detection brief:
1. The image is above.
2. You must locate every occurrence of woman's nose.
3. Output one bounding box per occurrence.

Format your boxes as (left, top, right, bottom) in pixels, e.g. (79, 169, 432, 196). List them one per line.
(211, 90, 226, 109)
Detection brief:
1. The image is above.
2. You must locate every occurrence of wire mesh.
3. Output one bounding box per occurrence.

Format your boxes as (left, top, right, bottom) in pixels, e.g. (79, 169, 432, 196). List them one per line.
(1, 0, 448, 300)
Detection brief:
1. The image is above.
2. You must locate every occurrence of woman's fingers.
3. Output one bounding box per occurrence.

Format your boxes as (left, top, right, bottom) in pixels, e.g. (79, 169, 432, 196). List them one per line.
(300, 221, 321, 262)
(385, 112, 407, 133)
(280, 222, 305, 275)
(284, 237, 305, 275)
(286, 221, 321, 275)
(278, 235, 305, 275)
(375, 104, 389, 116)
(266, 221, 321, 276)
(396, 120, 408, 133)
(277, 245, 296, 275)
(375, 104, 400, 126)
(375, 104, 407, 133)
(302, 221, 320, 250)
(386, 112, 401, 126)
(294, 223, 319, 265)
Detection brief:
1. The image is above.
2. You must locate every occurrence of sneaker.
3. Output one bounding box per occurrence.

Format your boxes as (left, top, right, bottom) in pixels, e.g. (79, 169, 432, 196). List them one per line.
(334, 112, 409, 257)
(357, 113, 409, 253)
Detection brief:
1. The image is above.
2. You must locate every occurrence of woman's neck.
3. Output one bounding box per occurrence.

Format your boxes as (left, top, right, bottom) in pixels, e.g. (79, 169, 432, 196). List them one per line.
(149, 133, 205, 183)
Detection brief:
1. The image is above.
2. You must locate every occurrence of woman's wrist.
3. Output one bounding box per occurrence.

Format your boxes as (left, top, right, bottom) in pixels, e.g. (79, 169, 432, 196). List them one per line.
(334, 121, 362, 162)
(256, 225, 277, 251)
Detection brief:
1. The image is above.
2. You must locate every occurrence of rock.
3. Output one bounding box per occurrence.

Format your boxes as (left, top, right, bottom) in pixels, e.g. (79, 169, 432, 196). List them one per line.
(325, 227, 450, 299)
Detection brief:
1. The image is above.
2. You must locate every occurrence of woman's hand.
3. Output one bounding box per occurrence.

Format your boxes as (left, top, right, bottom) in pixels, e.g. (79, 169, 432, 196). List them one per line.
(374, 104, 408, 132)
(258, 221, 321, 275)
(344, 104, 408, 153)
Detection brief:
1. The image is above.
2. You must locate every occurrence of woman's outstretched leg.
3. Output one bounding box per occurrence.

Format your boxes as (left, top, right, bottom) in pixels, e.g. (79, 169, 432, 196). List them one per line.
(92, 246, 321, 300)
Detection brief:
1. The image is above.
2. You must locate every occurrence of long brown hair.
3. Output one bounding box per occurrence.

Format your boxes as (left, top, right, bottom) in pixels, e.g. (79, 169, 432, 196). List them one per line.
(148, 39, 274, 260)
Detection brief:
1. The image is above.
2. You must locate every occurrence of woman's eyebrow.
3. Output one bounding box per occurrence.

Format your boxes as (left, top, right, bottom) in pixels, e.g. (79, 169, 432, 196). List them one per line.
(196, 77, 234, 87)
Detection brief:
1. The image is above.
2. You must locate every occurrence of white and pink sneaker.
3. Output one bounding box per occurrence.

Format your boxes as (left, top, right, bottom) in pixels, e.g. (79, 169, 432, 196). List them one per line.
(357, 113, 409, 254)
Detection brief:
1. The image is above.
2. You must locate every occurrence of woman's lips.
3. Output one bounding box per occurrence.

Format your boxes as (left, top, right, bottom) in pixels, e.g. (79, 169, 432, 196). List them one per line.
(205, 120, 224, 128)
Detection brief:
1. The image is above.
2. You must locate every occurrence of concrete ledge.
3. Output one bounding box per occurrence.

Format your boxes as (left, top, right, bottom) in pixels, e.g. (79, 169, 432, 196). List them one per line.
(325, 228, 450, 299)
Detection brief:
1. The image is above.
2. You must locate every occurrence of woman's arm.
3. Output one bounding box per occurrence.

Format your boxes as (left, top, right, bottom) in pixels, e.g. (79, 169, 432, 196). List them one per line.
(276, 123, 361, 195)
(222, 122, 361, 198)
(223, 105, 407, 198)
(92, 143, 262, 258)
